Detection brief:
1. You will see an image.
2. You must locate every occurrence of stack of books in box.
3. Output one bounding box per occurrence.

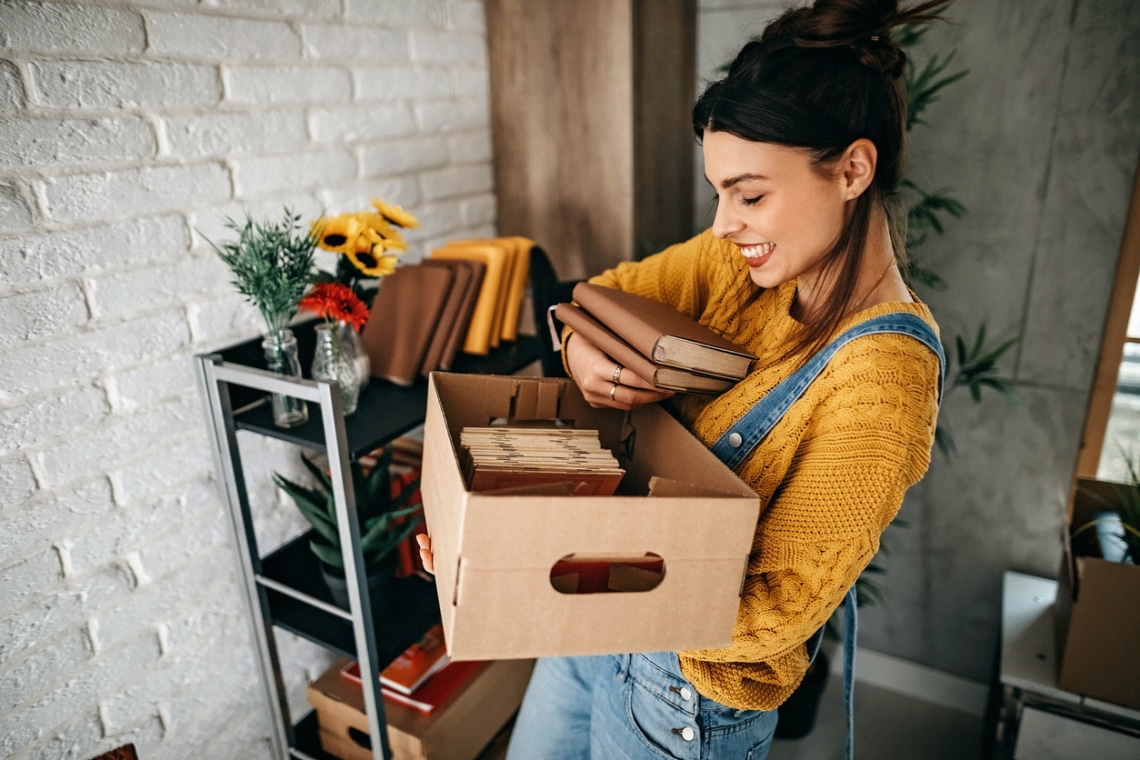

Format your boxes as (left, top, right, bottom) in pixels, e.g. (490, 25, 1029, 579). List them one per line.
(459, 426, 625, 496)
(555, 282, 756, 393)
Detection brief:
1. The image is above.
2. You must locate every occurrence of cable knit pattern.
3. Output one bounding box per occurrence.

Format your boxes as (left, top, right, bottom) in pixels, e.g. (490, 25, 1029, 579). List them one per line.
(588, 230, 941, 711)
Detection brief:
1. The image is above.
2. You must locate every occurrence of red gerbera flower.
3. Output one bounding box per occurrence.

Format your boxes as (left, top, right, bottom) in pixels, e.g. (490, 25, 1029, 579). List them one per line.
(300, 282, 370, 331)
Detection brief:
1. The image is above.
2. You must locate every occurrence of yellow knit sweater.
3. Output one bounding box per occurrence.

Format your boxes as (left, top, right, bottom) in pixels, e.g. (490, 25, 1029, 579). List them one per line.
(582, 230, 941, 711)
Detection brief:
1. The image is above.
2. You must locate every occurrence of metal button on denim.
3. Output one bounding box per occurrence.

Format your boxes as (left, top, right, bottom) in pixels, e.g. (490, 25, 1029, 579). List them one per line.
(679, 687, 692, 701)
(728, 432, 743, 448)
(680, 727, 694, 741)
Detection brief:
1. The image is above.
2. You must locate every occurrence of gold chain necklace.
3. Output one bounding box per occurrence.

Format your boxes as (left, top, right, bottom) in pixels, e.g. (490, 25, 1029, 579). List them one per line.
(848, 259, 896, 313)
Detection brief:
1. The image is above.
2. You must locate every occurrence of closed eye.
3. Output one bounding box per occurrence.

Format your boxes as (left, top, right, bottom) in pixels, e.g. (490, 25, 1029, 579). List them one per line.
(742, 195, 763, 206)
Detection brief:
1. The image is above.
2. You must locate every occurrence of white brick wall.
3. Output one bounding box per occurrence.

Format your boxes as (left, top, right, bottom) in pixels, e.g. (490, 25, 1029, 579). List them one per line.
(0, 1, 497, 757)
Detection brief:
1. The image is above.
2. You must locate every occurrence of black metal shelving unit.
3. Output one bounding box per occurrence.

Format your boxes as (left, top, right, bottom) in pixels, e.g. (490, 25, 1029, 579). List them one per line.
(195, 325, 539, 760)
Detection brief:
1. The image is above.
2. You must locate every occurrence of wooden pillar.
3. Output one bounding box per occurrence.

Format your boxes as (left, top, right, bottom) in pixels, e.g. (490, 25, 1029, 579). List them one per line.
(485, 0, 696, 281)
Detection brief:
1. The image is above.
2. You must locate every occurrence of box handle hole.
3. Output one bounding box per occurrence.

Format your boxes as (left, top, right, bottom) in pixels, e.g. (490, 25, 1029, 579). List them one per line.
(347, 727, 371, 749)
(549, 553, 665, 594)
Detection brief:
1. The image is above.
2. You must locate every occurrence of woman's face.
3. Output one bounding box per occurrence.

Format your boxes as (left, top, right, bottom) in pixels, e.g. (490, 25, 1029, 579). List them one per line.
(703, 130, 849, 294)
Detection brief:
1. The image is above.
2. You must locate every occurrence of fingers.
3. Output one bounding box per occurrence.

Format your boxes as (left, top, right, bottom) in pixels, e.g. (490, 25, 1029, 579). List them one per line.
(565, 333, 674, 410)
(415, 533, 434, 575)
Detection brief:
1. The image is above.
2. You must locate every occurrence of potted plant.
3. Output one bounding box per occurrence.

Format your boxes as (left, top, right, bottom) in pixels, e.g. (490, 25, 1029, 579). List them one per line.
(1073, 445, 1140, 564)
(274, 444, 424, 610)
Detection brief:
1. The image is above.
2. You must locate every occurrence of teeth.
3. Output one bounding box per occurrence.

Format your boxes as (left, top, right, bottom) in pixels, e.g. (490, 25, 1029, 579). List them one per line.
(740, 242, 775, 259)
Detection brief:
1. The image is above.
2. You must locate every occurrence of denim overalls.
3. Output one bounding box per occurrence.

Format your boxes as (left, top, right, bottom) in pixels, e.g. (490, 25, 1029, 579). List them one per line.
(507, 313, 945, 760)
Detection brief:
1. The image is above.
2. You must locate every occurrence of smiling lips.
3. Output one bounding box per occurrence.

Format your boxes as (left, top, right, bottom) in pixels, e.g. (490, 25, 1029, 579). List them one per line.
(739, 241, 775, 267)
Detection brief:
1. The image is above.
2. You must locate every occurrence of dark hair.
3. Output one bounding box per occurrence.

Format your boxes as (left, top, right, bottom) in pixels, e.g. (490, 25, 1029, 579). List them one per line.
(694, 0, 950, 361)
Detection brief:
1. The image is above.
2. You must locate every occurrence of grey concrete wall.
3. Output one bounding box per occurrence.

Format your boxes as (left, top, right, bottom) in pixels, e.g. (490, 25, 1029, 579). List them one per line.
(696, 0, 1140, 682)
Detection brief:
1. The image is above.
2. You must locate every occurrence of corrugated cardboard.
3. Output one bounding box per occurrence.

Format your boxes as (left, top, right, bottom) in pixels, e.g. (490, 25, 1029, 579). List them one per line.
(421, 373, 763, 661)
(1055, 477, 1140, 710)
(307, 656, 534, 760)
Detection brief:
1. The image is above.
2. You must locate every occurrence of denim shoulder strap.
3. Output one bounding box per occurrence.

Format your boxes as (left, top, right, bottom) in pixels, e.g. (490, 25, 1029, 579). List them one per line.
(710, 312, 944, 471)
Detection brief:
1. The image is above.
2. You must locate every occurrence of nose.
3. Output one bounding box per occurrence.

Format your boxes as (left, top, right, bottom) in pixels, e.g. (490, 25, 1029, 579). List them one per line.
(711, 197, 741, 240)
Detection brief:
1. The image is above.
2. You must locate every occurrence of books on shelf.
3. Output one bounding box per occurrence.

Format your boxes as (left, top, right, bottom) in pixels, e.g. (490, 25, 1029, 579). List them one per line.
(459, 426, 625, 496)
(555, 302, 738, 394)
(341, 623, 450, 695)
(381, 660, 488, 714)
(570, 282, 756, 381)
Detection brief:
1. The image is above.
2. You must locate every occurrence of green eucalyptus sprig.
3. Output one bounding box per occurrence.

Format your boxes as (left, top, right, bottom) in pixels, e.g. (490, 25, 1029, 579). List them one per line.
(203, 208, 318, 335)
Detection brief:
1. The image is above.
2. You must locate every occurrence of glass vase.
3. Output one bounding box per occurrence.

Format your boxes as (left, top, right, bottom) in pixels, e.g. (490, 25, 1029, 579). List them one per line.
(261, 328, 309, 428)
(312, 323, 361, 416)
(337, 321, 370, 390)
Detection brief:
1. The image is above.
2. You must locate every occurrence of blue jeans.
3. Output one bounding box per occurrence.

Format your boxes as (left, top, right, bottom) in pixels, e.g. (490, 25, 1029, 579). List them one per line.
(505, 652, 778, 760)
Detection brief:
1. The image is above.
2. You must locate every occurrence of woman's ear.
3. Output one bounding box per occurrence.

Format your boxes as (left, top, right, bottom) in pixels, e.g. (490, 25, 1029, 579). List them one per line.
(840, 138, 878, 200)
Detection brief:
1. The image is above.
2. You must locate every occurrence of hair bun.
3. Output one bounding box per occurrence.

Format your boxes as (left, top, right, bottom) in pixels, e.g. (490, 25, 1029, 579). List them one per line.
(856, 31, 906, 76)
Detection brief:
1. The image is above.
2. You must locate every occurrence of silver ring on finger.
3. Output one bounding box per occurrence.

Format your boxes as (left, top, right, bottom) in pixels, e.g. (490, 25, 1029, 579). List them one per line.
(610, 382, 618, 401)
(612, 365, 623, 385)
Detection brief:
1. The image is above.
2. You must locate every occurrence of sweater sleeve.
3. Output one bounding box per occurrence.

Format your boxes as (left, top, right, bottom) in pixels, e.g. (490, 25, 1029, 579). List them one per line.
(677, 335, 941, 707)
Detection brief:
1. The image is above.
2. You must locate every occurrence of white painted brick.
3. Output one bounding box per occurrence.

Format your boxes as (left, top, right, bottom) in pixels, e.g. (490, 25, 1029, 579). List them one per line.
(209, 0, 340, 17)
(0, 311, 191, 402)
(163, 652, 260, 753)
(1, 181, 36, 231)
(318, 175, 420, 217)
(354, 64, 452, 101)
(113, 436, 214, 505)
(186, 292, 265, 344)
(231, 148, 356, 198)
(420, 163, 493, 201)
(0, 215, 189, 287)
(0, 628, 91, 715)
(163, 109, 308, 159)
(0, 60, 24, 111)
(345, 0, 445, 26)
(99, 715, 165, 760)
(38, 396, 202, 489)
(416, 99, 488, 134)
(0, 633, 162, 758)
(191, 196, 324, 251)
(223, 64, 351, 105)
(0, 549, 63, 619)
(111, 353, 198, 411)
(359, 135, 448, 176)
(453, 65, 489, 98)
(32, 710, 103, 760)
(0, 1, 146, 55)
(43, 163, 231, 224)
(0, 116, 156, 169)
(414, 200, 464, 239)
(301, 23, 408, 62)
(162, 578, 245, 652)
(462, 193, 496, 227)
(448, 0, 486, 32)
(410, 30, 486, 65)
(30, 60, 221, 110)
(0, 282, 89, 351)
(66, 500, 174, 580)
(133, 484, 230, 583)
(448, 128, 493, 163)
(0, 563, 133, 666)
(0, 456, 37, 508)
(309, 103, 415, 143)
(145, 11, 301, 60)
(89, 256, 231, 320)
(93, 548, 233, 653)
(0, 480, 115, 563)
(0, 386, 108, 456)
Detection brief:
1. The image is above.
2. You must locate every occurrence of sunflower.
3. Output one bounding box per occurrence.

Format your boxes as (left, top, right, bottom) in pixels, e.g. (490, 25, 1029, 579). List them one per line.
(299, 282, 370, 331)
(371, 198, 419, 229)
(345, 241, 399, 278)
(312, 215, 364, 254)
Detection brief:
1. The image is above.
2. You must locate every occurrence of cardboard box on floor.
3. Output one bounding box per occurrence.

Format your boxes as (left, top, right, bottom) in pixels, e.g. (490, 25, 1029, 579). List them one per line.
(1054, 477, 1140, 711)
(307, 656, 534, 760)
(421, 373, 763, 661)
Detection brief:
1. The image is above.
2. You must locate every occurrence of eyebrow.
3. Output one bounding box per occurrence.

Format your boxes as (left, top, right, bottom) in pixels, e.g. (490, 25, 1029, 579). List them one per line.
(708, 173, 769, 189)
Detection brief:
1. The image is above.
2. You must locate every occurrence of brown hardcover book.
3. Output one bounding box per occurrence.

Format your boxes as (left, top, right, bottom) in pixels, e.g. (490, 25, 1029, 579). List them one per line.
(571, 282, 756, 379)
(430, 243, 511, 355)
(362, 264, 454, 386)
(418, 259, 485, 376)
(555, 302, 738, 394)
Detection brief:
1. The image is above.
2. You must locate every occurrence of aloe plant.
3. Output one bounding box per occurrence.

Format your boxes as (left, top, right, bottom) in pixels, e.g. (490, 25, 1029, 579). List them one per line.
(273, 444, 423, 572)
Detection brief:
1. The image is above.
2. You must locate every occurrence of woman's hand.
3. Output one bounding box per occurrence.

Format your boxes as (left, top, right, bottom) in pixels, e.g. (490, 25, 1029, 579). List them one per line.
(415, 534, 434, 574)
(565, 332, 674, 410)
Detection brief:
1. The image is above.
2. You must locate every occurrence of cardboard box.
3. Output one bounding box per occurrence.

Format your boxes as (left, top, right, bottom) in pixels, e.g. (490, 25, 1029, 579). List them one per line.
(307, 656, 534, 760)
(1055, 477, 1140, 710)
(421, 373, 763, 661)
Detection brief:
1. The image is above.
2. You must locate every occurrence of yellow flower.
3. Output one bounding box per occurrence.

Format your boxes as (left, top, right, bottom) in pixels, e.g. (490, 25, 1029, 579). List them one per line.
(312, 215, 363, 254)
(345, 248, 399, 277)
(371, 198, 419, 229)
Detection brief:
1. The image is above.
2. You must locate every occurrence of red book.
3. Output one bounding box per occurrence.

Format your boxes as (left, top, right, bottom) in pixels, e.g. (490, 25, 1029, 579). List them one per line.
(382, 660, 488, 714)
(341, 624, 449, 695)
